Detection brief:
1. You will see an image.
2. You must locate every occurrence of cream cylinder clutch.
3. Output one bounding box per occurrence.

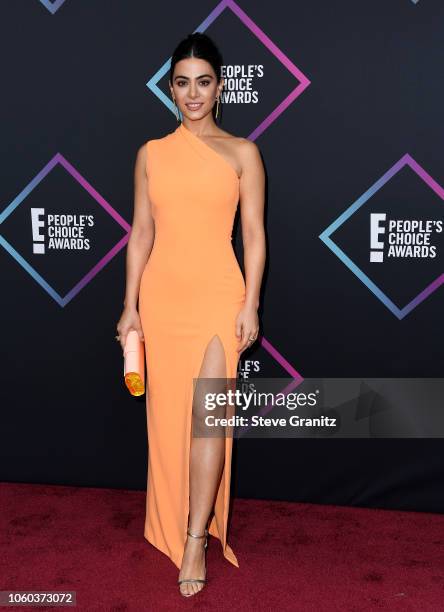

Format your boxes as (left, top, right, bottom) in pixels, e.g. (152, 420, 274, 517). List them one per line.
(123, 330, 145, 396)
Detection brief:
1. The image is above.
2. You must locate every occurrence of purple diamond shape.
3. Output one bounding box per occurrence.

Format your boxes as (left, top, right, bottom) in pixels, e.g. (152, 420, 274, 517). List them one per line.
(0, 153, 130, 307)
(147, 0, 311, 140)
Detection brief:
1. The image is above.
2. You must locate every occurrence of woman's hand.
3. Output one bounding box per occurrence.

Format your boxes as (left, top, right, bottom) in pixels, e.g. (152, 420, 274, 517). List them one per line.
(235, 304, 260, 354)
(116, 307, 144, 354)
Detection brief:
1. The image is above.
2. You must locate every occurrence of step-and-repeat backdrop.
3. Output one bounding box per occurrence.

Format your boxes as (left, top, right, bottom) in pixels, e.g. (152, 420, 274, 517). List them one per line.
(2, 0, 443, 512)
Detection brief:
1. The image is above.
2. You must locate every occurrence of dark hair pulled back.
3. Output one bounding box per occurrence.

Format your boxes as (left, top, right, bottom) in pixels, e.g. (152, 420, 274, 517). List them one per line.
(169, 32, 223, 121)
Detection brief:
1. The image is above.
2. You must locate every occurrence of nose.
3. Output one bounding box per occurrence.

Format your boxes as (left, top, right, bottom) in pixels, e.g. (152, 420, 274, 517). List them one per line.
(188, 81, 200, 98)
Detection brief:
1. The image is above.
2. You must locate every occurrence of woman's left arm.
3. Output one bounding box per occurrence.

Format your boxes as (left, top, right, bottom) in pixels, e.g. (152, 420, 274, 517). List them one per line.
(236, 139, 266, 354)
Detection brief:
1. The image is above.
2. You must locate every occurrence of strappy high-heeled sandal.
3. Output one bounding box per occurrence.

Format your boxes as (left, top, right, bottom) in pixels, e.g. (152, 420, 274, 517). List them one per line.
(178, 527, 208, 596)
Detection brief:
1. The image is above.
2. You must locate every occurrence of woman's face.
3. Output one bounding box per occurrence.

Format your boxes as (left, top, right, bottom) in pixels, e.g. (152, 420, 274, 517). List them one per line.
(170, 57, 223, 121)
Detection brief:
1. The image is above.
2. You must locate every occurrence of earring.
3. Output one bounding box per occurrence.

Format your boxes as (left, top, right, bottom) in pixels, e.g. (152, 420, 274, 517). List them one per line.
(173, 97, 180, 123)
(215, 96, 220, 120)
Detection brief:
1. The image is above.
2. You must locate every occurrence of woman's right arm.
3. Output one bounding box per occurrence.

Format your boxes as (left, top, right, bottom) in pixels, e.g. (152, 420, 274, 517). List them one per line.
(116, 142, 154, 353)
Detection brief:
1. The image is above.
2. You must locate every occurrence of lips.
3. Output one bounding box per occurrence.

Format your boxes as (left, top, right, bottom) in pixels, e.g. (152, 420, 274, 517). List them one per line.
(186, 103, 203, 110)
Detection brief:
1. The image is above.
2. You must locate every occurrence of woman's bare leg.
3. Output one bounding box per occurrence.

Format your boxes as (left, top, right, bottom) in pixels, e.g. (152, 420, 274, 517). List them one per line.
(178, 334, 227, 596)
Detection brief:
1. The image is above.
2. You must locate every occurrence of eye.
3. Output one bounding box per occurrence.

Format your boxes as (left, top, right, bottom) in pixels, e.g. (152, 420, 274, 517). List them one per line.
(199, 80, 210, 86)
(176, 80, 188, 87)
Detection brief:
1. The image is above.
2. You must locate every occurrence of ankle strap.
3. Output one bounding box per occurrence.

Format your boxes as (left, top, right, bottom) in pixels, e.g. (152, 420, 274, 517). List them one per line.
(187, 528, 208, 539)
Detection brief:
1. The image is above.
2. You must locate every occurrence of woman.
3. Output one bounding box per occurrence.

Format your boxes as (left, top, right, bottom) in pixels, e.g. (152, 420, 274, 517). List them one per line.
(116, 32, 265, 597)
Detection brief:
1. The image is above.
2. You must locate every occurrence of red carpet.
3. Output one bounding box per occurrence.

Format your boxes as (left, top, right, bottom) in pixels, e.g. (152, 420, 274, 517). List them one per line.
(1, 482, 443, 611)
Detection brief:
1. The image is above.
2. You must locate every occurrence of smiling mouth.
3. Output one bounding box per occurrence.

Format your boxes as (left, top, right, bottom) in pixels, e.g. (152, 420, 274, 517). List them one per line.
(186, 103, 203, 110)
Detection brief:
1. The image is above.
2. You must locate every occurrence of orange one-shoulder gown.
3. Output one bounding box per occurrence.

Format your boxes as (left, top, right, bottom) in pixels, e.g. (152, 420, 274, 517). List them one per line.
(138, 122, 245, 570)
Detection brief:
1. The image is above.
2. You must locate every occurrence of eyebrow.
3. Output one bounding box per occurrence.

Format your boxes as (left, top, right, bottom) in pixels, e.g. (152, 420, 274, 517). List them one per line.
(174, 74, 214, 80)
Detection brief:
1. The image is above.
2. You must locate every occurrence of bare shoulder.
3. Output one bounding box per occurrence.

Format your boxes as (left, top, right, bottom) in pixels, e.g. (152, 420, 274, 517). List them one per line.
(219, 128, 258, 151)
(229, 128, 259, 151)
(237, 137, 261, 160)
(233, 137, 262, 176)
(218, 128, 262, 172)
